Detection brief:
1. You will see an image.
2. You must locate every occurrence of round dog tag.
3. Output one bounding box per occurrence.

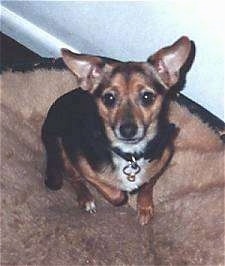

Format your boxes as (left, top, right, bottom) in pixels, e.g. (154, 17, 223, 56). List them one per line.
(127, 174, 136, 182)
(123, 156, 141, 182)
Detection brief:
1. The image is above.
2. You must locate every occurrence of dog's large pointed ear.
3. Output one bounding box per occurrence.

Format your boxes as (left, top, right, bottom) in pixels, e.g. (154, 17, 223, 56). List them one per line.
(61, 48, 107, 90)
(148, 36, 191, 88)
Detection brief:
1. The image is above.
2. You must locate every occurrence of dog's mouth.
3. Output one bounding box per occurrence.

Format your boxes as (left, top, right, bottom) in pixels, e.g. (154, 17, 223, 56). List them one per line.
(116, 136, 144, 144)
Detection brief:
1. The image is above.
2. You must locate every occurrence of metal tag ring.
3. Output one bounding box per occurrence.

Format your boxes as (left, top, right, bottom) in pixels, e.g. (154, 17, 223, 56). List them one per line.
(123, 162, 141, 176)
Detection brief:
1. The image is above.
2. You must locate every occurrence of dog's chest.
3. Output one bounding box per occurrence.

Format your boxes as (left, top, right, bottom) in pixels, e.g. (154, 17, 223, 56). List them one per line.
(112, 155, 148, 192)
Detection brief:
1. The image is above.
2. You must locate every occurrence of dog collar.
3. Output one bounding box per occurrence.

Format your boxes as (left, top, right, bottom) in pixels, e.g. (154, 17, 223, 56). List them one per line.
(111, 147, 144, 162)
(111, 123, 176, 182)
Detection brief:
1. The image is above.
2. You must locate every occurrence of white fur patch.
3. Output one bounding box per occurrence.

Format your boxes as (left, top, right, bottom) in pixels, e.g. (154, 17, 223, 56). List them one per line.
(111, 135, 156, 191)
(114, 138, 149, 154)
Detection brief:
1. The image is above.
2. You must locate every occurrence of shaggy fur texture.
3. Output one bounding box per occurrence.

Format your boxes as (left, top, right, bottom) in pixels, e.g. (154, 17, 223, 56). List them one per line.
(1, 68, 224, 265)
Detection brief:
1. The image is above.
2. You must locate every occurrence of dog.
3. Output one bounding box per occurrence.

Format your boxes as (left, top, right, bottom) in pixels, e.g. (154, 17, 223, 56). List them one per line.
(42, 36, 191, 225)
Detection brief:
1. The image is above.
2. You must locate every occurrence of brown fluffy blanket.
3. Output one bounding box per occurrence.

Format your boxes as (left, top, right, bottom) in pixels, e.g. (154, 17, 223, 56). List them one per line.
(1, 68, 224, 265)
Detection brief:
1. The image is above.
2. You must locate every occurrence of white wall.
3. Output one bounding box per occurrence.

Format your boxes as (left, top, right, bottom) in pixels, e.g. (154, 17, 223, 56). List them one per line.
(1, 1, 224, 120)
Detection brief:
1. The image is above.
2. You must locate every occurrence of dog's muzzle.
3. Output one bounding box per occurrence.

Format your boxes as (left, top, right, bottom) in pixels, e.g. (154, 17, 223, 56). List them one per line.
(119, 122, 138, 139)
(114, 122, 145, 143)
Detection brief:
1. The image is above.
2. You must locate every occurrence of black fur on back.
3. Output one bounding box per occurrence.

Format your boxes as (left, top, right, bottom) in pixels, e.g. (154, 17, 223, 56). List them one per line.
(42, 88, 113, 170)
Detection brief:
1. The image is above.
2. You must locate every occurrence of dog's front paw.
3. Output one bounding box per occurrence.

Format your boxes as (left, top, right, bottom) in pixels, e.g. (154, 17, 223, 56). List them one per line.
(137, 203, 154, 226)
(84, 200, 96, 214)
(77, 194, 96, 214)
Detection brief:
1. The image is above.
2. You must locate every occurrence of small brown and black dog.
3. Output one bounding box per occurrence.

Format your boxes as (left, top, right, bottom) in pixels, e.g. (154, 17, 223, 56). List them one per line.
(42, 36, 191, 225)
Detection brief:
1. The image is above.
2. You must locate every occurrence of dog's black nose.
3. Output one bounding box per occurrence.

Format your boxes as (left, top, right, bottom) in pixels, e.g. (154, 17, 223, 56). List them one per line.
(119, 123, 138, 139)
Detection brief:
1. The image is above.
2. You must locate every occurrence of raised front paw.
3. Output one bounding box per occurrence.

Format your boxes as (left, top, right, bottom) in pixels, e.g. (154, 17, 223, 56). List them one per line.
(137, 202, 154, 226)
(77, 194, 96, 214)
(84, 200, 96, 214)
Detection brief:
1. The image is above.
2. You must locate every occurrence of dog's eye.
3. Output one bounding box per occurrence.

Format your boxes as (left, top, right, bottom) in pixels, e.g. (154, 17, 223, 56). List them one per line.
(102, 92, 116, 108)
(140, 91, 155, 106)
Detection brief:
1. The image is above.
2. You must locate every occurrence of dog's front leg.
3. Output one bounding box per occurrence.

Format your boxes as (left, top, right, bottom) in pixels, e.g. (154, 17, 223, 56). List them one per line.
(137, 181, 154, 226)
(77, 157, 127, 206)
(137, 146, 173, 225)
(86, 175, 127, 206)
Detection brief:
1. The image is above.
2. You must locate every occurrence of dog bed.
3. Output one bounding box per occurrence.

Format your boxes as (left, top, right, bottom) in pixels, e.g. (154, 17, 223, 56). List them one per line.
(1, 59, 224, 266)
